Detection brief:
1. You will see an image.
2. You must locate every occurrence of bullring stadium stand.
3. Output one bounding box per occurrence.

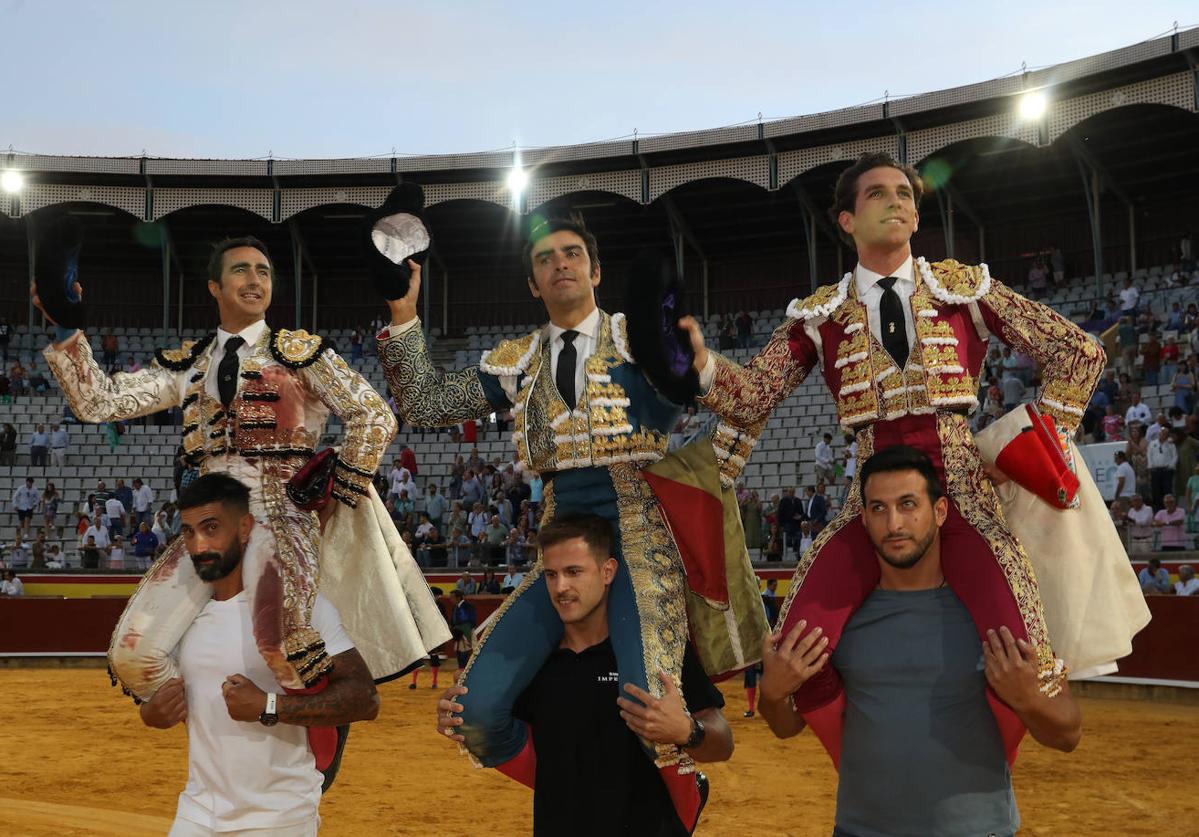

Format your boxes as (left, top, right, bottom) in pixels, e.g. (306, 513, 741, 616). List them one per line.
(1, 29, 1197, 562)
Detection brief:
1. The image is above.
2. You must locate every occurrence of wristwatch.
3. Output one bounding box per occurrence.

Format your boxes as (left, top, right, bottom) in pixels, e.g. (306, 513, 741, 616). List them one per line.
(683, 715, 706, 749)
(259, 692, 279, 727)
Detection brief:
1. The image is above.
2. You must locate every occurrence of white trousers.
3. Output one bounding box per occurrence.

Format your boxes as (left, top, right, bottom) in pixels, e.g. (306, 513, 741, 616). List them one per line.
(168, 816, 319, 836)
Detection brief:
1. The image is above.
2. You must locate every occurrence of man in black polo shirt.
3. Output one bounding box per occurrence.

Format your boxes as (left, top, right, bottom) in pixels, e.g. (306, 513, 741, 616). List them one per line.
(437, 512, 732, 836)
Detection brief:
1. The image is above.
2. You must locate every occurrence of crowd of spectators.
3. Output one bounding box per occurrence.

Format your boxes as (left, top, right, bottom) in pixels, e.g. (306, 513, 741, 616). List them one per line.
(376, 443, 541, 574)
(2, 471, 178, 571)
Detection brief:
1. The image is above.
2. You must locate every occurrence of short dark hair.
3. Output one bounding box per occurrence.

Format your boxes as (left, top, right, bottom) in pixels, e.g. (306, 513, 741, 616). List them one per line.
(177, 472, 251, 516)
(828, 152, 924, 247)
(207, 236, 273, 285)
(521, 213, 600, 278)
(859, 445, 944, 503)
(537, 512, 613, 562)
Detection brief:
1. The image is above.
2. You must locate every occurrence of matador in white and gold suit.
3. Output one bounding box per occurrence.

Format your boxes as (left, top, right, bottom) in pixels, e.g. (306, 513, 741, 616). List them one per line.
(45, 319, 449, 702)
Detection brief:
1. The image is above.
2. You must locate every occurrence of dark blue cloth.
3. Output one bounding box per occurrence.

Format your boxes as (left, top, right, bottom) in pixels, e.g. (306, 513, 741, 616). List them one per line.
(459, 467, 663, 767)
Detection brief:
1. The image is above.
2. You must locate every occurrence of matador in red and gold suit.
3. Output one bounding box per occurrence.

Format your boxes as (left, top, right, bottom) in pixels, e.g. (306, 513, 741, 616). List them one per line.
(697, 252, 1134, 765)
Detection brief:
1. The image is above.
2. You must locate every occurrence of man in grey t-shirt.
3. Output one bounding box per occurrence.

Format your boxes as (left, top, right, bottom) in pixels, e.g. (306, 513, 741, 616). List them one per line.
(757, 446, 1083, 837)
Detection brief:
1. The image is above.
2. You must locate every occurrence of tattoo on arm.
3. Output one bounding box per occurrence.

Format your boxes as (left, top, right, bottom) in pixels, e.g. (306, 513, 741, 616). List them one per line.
(277, 648, 380, 727)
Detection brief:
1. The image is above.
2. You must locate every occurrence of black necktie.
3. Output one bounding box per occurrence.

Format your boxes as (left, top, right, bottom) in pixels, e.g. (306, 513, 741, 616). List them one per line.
(877, 277, 909, 367)
(218, 336, 245, 407)
(556, 330, 578, 409)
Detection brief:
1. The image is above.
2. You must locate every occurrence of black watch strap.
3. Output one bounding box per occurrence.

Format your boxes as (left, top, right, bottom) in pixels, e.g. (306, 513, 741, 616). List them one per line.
(683, 715, 706, 749)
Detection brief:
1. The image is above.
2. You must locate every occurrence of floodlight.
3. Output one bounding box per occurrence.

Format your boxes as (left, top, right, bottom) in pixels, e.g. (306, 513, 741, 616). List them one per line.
(1018, 91, 1047, 121)
(507, 167, 529, 194)
(0, 170, 24, 194)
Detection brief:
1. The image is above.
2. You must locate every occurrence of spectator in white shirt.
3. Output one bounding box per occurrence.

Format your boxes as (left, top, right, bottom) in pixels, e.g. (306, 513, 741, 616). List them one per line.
(105, 496, 128, 538)
(108, 535, 126, 570)
(814, 433, 836, 484)
(798, 520, 815, 556)
(1118, 276, 1140, 314)
(501, 562, 525, 593)
(1174, 565, 1199, 597)
(1113, 451, 1137, 500)
(132, 478, 155, 529)
(83, 522, 111, 551)
(468, 502, 488, 539)
(0, 570, 24, 596)
(6, 536, 30, 568)
(49, 424, 69, 467)
(396, 470, 419, 505)
(1124, 392, 1151, 428)
(387, 459, 410, 503)
(1147, 433, 1178, 509)
(11, 477, 38, 541)
(45, 545, 66, 569)
(1125, 494, 1155, 554)
(152, 511, 171, 546)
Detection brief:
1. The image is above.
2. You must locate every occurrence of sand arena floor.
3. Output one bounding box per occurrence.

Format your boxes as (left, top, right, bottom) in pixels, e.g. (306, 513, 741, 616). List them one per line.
(1, 666, 1196, 836)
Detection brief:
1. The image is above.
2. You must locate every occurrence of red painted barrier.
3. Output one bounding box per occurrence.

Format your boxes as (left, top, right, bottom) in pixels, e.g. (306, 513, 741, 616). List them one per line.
(2, 594, 1195, 683)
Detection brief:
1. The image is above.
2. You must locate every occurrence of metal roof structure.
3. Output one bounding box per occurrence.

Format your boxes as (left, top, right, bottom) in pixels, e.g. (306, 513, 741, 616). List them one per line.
(2, 27, 1197, 333)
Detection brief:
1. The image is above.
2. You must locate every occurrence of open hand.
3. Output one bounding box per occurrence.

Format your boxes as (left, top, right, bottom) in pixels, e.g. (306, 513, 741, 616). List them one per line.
(436, 684, 468, 744)
(617, 671, 692, 746)
(759, 619, 829, 704)
(983, 626, 1041, 712)
(387, 260, 422, 327)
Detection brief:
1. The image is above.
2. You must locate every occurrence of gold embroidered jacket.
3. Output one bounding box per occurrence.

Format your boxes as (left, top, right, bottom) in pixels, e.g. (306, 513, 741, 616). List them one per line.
(378, 312, 682, 473)
(703, 258, 1105, 456)
(44, 327, 395, 507)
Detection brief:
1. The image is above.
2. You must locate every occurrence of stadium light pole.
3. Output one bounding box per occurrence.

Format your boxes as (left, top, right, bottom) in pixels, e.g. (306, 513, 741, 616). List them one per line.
(507, 166, 529, 214)
(1017, 91, 1047, 121)
(1, 169, 24, 194)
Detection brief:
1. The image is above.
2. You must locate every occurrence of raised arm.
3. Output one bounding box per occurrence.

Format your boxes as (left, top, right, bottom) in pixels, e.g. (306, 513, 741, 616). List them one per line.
(43, 332, 181, 423)
(696, 317, 819, 430)
(376, 262, 510, 428)
(301, 347, 396, 507)
(975, 279, 1106, 434)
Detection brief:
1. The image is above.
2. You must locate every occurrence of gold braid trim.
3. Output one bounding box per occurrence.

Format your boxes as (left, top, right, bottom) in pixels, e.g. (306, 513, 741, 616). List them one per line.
(378, 318, 495, 428)
(300, 348, 396, 504)
(457, 485, 557, 687)
(271, 328, 326, 368)
(775, 427, 874, 632)
(938, 414, 1065, 695)
(608, 462, 691, 769)
(699, 317, 813, 430)
(978, 278, 1105, 434)
(43, 334, 181, 423)
(263, 460, 331, 687)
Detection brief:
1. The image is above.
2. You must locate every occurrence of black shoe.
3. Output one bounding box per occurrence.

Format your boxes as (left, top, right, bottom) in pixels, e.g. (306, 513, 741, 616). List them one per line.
(743, 710, 755, 718)
(691, 772, 709, 835)
(408, 683, 417, 690)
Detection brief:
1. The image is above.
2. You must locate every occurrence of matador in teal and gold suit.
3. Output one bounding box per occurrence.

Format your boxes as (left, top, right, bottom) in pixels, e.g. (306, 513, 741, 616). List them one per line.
(378, 303, 767, 831)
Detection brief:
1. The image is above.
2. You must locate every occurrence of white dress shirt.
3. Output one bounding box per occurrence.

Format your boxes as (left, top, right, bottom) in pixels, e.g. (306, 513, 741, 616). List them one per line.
(854, 257, 917, 357)
(548, 308, 601, 409)
(207, 320, 268, 403)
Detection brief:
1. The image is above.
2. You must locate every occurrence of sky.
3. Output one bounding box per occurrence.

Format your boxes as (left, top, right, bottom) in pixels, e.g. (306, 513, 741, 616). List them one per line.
(4, 0, 1196, 160)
